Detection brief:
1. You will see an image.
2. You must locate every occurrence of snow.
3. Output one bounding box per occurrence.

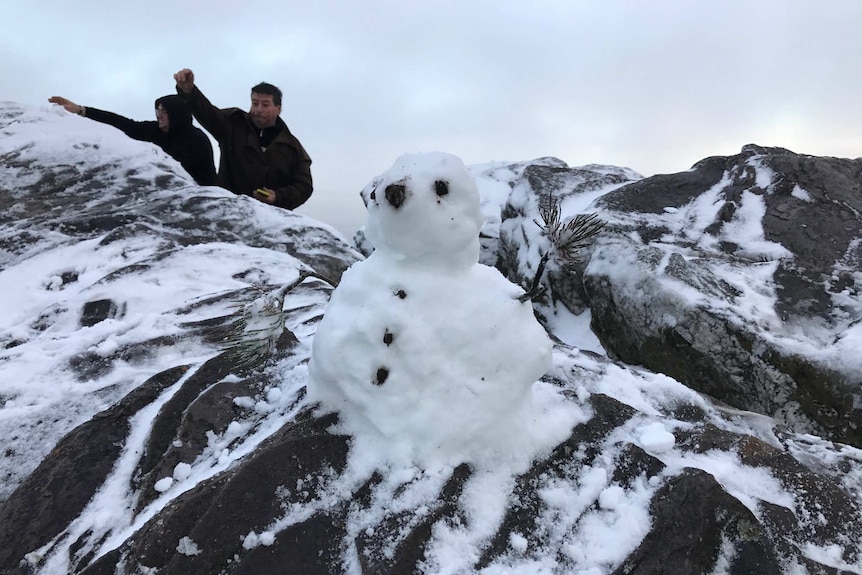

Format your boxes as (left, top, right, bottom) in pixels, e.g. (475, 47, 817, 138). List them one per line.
(791, 184, 814, 202)
(804, 543, 862, 573)
(546, 304, 605, 354)
(748, 156, 776, 191)
(2, 103, 861, 574)
(309, 152, 566, 470)
(172, 462, 192, 481)
(722, 189, 792, 261)
(0, 238, 307, 498)
(176, 536, 201, 556)
(636, 421, 676, 453)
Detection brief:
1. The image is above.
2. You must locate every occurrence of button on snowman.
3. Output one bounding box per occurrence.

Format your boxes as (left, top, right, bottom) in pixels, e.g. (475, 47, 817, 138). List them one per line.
(309, 152, 552, 465)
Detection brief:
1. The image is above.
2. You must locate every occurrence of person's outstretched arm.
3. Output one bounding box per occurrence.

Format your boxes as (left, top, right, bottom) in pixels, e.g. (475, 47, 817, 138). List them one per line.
(174, 69, 231, 142)
(48, 96, 156, 142)
(48, 96, 85, 116)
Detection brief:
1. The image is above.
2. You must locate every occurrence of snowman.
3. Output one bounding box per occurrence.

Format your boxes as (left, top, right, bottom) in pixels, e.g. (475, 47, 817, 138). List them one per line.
(308, 152, 553, 465)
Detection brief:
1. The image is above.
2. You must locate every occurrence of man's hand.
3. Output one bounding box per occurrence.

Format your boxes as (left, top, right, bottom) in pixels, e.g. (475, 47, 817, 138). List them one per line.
(174, 68, 195, 94)
(253, 188, 276, 204)
(48, 96, 82, 115)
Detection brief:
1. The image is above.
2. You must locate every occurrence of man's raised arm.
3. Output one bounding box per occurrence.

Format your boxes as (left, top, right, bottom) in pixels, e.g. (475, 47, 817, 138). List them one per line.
(173, 68, 230, 142)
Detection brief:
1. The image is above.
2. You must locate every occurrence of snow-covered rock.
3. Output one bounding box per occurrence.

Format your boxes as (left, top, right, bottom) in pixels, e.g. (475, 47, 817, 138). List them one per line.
(493, 160, 642, 314)
(584, 144, 862, 447)
(0, 105, 860, 575)
(0, 101, 359, 501)
(471, 144, 860, 447)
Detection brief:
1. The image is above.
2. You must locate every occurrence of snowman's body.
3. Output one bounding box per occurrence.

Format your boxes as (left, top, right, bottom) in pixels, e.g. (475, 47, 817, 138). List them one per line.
(309, 153, 552, 461)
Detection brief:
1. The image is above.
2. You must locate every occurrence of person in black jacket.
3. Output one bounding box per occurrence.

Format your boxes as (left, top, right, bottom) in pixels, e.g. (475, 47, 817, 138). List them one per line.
(48, 94, 217, 186)
(174, 68, 313, 210)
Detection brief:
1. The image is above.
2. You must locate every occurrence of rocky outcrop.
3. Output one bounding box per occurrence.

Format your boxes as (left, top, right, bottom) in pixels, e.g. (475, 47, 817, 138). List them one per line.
(484, 143, 860, 447)
(583, 145, 862, 447)
(1, 105, 861, 574)
(4, 349, 861, 574)
(493, 161, 641, 318)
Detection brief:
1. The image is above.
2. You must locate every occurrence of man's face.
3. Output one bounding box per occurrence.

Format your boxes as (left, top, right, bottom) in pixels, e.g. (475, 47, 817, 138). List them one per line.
(156, 105, 169, 133)
(249, 93, 280, 129)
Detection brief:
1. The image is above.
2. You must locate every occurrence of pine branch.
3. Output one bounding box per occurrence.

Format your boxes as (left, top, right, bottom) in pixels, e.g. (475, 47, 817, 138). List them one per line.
(220, 270, 333, 371)
(220, 287, 286, 371)
(534, 197, 605, 267)
(518, 251, 549, 302)
(519, 194, 606, 302)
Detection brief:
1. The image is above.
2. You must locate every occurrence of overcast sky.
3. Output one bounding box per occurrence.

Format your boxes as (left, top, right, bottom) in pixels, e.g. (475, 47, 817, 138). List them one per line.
(4, 1, 861, 235)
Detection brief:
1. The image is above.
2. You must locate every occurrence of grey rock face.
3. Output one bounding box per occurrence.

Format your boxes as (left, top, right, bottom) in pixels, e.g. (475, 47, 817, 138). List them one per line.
(0, 105, 360, 285)
(616, 467, 784, 575)
(0, 365, 190, 571)
(584, 145, 862, 447)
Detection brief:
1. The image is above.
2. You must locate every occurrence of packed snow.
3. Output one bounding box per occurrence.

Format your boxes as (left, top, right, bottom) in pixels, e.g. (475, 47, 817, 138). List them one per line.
(309, 153, 569, 470)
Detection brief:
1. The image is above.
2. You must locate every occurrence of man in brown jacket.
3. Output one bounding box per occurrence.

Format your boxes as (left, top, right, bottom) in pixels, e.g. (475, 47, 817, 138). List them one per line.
(174, 68, 313, 210)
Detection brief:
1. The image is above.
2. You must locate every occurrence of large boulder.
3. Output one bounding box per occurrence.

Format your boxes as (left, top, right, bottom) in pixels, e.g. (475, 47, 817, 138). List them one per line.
(582, 145, 862, 447)
(5, 347, 861, 574)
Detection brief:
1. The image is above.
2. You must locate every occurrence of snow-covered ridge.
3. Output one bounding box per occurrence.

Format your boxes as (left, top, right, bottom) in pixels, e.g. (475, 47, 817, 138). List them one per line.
(0, 101, 359, 501)
(0, 103, 860, 574)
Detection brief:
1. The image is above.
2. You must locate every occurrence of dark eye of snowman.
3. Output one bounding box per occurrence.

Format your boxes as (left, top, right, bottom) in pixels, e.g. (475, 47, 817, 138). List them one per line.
(385, 183, 406, 209)
(370, 189, 377, 201)
(435, 180, 449, 197)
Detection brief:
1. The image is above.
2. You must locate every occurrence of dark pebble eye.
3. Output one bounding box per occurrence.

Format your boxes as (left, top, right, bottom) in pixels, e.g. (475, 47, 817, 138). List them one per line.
(394, 289, 407, 299)
(435, 180, 449, 196)
(385, 183, 406, 208)
(383, 329, 394, 345)
(370, 189, 376, 201)
(374, 367, 389, 385)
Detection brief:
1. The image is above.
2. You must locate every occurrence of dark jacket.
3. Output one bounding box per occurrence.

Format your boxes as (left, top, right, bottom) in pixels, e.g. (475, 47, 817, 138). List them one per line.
(177, 85, 313, 210)
(84, 95, 217, 186)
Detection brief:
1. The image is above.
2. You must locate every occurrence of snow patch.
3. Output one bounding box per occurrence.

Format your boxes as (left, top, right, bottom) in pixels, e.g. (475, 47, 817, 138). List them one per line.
(176, 536, 200, 556)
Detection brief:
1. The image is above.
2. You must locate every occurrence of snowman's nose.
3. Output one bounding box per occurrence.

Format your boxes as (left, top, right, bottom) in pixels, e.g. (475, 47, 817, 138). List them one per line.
(385, 183, 406, 208)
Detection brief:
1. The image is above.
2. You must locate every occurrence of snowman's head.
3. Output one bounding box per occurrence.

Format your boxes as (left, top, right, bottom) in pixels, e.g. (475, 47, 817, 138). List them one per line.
(366, 152, 482, 267)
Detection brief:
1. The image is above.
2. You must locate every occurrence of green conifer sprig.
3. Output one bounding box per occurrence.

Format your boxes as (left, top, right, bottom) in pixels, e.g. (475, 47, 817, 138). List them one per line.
(220, 270, 336, 370)
(535, 198, 605, 266)
(519, 195, 605, 302)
